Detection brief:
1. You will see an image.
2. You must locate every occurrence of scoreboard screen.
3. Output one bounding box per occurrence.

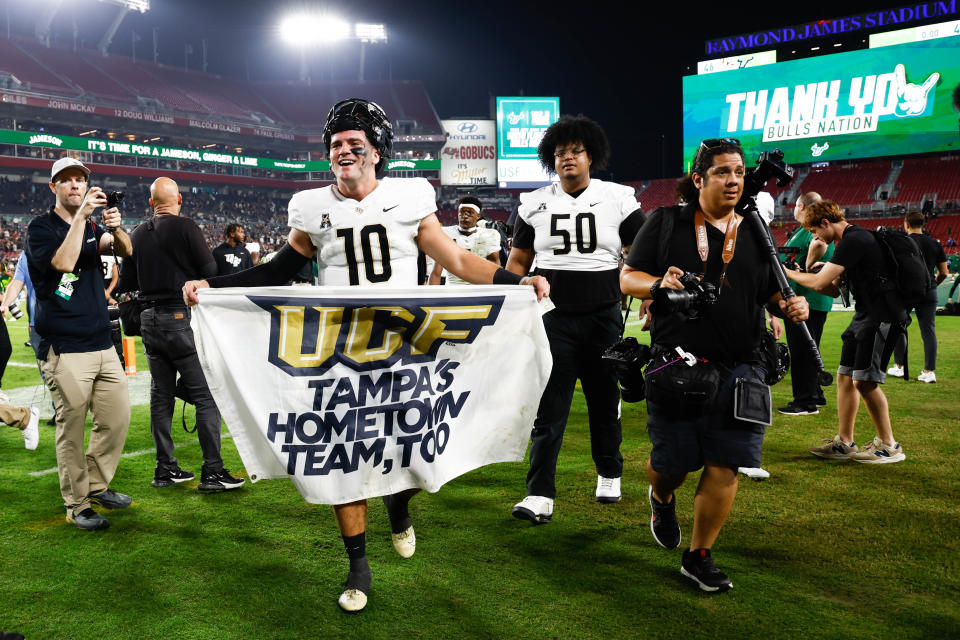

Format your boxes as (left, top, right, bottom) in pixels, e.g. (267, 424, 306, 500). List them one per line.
(682, 36, 960, 169)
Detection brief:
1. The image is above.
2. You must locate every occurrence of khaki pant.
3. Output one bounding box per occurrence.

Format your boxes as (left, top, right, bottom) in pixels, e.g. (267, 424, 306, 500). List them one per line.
(1, 404, 31, 430)
(41, 347, 130, 516)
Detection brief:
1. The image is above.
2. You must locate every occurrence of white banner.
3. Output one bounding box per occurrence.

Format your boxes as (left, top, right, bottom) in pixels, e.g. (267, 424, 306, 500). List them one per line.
(440, 119, 497, 186)
(191, 285, 551, 505)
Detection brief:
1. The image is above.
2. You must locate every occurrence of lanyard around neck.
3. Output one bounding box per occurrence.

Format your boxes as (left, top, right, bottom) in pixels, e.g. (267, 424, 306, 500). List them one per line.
(694, 210, 740, 291)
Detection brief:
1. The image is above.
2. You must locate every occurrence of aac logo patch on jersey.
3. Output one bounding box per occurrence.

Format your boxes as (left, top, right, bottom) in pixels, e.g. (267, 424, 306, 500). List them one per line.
(319, 213, 332, 229)
(249, 294, 506, 376)
(536, 202, 548, 211)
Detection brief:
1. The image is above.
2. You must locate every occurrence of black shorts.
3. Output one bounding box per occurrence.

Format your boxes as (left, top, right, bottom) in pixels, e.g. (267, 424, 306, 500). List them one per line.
(838, 312, 893, 384)
(647, 363, 766, 475)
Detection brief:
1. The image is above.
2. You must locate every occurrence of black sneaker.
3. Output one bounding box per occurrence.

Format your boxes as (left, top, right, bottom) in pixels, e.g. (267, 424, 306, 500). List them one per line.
(681, 548, 732, 593)
(90, 489, 132, 509)
(648, 485, 681, 549)
(198, 469, 245, 492)
(152, 466, 196, 488)
(777, 402, 819, 416)
(66, 507, 110, 531)
(815, 396, 827, 407)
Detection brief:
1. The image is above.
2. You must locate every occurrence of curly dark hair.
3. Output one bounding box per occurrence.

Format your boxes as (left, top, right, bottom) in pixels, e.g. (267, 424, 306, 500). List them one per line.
(675, 139, 745, 204)
(537, 115, 610, 174)
(223, 222, 243, 238)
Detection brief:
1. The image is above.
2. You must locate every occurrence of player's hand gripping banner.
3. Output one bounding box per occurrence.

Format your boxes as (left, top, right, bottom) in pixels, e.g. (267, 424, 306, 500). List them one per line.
(192, 286, 551, 504)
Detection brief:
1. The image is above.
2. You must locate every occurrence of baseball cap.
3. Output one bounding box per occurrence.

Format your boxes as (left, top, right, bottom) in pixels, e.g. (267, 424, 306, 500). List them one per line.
(50, 157, 90, 182)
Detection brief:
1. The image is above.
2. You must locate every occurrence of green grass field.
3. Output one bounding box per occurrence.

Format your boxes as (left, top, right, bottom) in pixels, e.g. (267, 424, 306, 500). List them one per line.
(1, 312, 958, 640)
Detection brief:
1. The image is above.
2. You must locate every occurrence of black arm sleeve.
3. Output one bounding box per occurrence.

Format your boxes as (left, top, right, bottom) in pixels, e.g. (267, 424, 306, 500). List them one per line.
(619, 208, 645, 246)
(207, 242, 311, 288)
(512, 216, 535, 250)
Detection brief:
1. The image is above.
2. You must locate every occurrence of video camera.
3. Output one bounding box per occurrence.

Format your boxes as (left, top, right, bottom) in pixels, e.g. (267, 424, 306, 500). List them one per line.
(601, 337, 651, 403)
(741, 150, 794, 204)
(652, 271, 718, 321)
(778, 245, 802, 271)
(106, 191, 124, 208)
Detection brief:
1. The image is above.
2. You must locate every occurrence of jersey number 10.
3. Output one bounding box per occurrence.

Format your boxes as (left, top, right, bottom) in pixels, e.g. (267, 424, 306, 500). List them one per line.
(336, 224, 393, 285)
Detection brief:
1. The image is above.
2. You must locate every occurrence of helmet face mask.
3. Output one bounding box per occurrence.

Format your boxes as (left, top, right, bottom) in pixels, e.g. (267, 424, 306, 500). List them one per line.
(323, 98, 393, 176)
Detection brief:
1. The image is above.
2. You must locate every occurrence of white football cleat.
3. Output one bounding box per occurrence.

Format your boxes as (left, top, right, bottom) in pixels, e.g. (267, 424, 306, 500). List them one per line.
(338, 588, 368, 612)
(512, 495, 554, 524)
(595, 475, 621, 503)
(738, 467, 770, 480)
(391, 526, 416, 558)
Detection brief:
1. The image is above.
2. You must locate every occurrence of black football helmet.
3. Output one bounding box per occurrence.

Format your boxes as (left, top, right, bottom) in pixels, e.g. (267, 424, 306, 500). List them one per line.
(323, 98, 393, 175)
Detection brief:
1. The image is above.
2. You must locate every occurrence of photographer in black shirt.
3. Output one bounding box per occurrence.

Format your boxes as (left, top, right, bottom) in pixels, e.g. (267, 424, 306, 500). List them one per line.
(119, 178, 244, 491)
(885, 210, 949, 383)
(786, 201, 905, 464)
(620, 139, 808, 593)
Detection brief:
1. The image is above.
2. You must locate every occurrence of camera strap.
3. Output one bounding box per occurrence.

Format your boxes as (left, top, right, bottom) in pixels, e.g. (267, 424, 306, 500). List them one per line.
(694, 210, 740, 294)
(618, 296, 633, 339)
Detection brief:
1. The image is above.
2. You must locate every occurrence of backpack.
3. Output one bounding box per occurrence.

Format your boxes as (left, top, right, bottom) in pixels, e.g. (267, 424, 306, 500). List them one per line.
(872, 228, 933, 308)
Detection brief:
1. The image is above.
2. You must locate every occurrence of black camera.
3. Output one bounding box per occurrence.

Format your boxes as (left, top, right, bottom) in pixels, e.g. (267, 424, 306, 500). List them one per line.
(106, 191, 124, 208)
(602, 337, 651, 403)
(743, 150, 794, 202)
(653, 271, 718, 320)
(778, 245, 802, 271)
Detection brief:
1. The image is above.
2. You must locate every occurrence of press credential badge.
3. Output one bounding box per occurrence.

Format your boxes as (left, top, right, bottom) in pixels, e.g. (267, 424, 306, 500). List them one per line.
(55, 273, 78, 300)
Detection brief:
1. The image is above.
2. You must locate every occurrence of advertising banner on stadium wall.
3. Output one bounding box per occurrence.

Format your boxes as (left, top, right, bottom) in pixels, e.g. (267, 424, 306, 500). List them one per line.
(440, 119, 497, 186)
(191, 286, 551, 505)
(682, 36, 960, 168)
(496, 97, 559, 188)
(0, 91, 299, 141)
(0, 128, 439, 174)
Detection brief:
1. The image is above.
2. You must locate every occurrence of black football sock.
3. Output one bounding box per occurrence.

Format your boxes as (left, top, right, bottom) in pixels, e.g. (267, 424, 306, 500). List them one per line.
(342, 533, 371, 592)
(382, 492, 415, 534)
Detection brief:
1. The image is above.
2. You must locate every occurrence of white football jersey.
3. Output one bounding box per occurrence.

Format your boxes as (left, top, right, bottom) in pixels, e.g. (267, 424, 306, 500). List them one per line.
(517, 179, 638, 271)
(438, 225, 501, 286)
(287, 177, 436, 287)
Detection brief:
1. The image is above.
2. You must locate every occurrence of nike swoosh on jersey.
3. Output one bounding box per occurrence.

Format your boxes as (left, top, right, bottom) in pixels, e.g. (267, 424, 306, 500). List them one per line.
(383, 204, 399, 212)
(590, 201, 601, 206)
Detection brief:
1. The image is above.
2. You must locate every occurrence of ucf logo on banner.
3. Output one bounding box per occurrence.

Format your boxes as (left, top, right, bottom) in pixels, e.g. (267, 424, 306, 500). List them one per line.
(191, 286, 551, 505)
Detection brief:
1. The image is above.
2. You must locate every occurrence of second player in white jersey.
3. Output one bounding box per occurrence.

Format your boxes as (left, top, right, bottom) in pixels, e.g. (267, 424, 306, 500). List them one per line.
(288, 177, 436, 287)
(517, 179, 639, 272)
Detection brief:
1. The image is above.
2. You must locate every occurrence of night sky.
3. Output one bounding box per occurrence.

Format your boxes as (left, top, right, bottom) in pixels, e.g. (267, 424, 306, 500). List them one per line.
(4, 0, 893, 180)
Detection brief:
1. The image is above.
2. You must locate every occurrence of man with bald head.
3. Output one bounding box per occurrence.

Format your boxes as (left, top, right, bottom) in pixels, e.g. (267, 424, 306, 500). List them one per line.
(118, 177, 244, 491)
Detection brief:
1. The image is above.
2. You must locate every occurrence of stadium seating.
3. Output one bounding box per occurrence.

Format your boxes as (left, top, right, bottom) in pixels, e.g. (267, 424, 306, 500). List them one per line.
(12, 39, 135, 103)
(0, 37, 79, 95)
(891, 156, 960, 206)
(634, 178, 679, 212)
(799, 162, 891, 207)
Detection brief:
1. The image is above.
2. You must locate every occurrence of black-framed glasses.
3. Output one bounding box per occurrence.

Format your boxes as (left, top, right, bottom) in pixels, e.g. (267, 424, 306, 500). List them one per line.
(693, 137, 741, 166)
(554, 146, 587, 159)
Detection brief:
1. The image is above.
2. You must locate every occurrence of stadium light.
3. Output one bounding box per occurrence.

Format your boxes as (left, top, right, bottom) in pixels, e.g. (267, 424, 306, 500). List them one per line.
(355, 23, 387, 43)
(98, 0, 150, 12)
(280, 14, 350, 46)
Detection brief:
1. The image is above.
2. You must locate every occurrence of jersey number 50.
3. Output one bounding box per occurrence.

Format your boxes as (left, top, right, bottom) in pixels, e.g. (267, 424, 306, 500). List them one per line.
(550, 212, 597, 255)
(336, 224, 393, 285)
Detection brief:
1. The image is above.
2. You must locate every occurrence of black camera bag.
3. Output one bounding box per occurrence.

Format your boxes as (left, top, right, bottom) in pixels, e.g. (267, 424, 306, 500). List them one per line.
(644, 352, 720, 411)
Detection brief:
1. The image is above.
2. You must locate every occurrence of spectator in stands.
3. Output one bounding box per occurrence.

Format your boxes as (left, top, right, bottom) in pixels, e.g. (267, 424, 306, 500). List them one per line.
(27, 157, 133, 531)
(786, 200, 905, 464)
(507, 115, 644, 524)
(428, 196, 500, 284)
(212, 223, 252, 275)
(119, 177, 243, 492)
(886, 210, 950, 383)
(778, 192, 833, 415)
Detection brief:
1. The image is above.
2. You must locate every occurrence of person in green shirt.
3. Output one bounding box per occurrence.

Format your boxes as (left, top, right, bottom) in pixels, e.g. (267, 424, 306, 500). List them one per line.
(778, 192, 834, 415)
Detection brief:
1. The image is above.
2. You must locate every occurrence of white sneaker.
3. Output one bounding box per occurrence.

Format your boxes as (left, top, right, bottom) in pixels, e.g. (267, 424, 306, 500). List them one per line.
(338, 589, 368, 612)
(391, 526, 416, 558)
(918, 370, 937, 383)
(887, 365, 904, 378)
(738, 467, 770, 480)
(23, 407, 39, 450)
(512, 495, 554, 524)
(595, 476, 621, 503)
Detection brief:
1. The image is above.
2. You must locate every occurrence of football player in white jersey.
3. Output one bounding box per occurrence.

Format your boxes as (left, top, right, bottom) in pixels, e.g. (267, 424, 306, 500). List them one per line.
(429, 196, 501, 285)
(507, 115, 644, 525)
(183, 98, 548, 613)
